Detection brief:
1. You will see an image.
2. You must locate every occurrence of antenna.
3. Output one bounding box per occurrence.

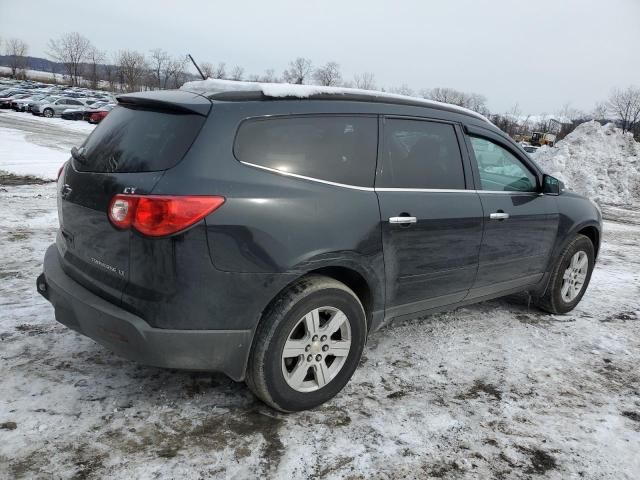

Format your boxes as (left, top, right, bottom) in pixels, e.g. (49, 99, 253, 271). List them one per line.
(187, 54, 206, 80)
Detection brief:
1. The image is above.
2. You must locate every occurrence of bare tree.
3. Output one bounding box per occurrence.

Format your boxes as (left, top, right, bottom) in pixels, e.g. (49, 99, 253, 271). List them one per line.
(230, 65, 244, 81)
(170, 56, 188, 88)
(353, 72, 376, 90)
(212, 62, 226, 79)
(149, 48, 170, 88)
(200, 62, 214, 78)
(592, 102, 608, 121)
(247, 73, 261, 82)
(4, 38, 29, 78)
(467, 93, 489, 115)
(389, 84, 414, 96)
(102, 61, 117, 91)
(85, 47, 105, 89)
(47, 32, 92, 86)
(313, 61, 342, 86)
(116, 50, 148, 92)
(607, 86, 640, 134)
(261, 69, 278, 83)
(423, 87, 488, 114)
(161, 57, 181, 89)
(282, 57, 313, 84)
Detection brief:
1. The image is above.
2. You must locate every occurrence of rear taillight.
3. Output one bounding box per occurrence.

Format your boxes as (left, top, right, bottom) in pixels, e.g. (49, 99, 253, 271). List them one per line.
(108, 194, 225, 237)
(57, 163, 65, 180)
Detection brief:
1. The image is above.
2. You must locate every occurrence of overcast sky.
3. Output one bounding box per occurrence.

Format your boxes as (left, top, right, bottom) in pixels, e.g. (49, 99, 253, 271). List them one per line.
(1, 0, 639, 113)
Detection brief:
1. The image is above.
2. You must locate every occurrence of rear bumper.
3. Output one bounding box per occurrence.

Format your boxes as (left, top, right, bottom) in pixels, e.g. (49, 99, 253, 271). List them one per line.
(38, 244, 251, 380)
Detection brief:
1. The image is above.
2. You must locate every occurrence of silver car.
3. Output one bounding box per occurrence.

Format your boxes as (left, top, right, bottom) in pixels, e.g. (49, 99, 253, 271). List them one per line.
(32, 97, 88, 117)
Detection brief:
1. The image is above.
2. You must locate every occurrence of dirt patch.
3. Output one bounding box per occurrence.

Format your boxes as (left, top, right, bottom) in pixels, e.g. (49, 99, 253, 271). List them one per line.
(1, 421, 17, 430)
(601, 311, 638, 322)
(0, 172, 53, 186)
(15, 324, 53, 336)
(7, 231, 30, 242)
(72, 448, 107, 480)
(314, 456, 354, 478)
(424, 461, 461, 478)
(514, 445, 558, 474)
(526, 448, 557, 474)
(387, 390, 407, 399)
(457, 380, 502, 401)
(622, 411, 640, 423)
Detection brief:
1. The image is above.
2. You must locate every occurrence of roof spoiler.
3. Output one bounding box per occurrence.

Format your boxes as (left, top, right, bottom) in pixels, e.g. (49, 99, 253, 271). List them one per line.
(116, 90, 212, 116)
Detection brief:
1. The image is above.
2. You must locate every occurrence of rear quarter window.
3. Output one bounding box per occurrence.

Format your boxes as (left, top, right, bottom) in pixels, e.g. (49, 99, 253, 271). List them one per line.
(234, 115, 378, 187)
(77, 105, 205, 173)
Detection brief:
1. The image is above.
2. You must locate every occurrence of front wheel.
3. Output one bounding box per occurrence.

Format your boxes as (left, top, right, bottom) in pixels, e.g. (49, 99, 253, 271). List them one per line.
(535, 234, 595, 314)
(43, 108, 54, 118)
(246, 275, 367, 412)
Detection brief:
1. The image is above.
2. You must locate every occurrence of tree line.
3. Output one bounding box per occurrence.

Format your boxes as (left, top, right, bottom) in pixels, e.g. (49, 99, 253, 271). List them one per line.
(2, 33, 639, 139)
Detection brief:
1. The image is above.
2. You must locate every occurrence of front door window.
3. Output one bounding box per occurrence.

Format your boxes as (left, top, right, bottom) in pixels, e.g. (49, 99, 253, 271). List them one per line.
(469, 136, 537, 192)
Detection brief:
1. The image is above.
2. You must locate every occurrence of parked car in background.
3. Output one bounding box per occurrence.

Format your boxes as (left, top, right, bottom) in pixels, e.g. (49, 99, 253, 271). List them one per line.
(87, 104, 114, 124)
(0, 92, 29, 109)
(11, 94, 48, 112)
(523, 145, 539, 154)
(32, 97, 88, 117)
(61, 102, 108, 121)
(38, 85, 602, 412)
(27, 95, 60, 113)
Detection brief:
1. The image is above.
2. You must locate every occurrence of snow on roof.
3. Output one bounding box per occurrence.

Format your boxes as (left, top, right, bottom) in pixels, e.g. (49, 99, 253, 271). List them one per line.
(180, 78, 491, 123)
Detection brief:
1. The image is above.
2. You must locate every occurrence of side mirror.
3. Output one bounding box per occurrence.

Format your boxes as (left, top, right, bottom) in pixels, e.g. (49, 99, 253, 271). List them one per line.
(542, 174, 563, 195)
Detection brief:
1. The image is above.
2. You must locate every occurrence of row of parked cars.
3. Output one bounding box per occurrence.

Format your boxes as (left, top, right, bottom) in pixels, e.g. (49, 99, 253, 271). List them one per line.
(0, 78, 115, 124)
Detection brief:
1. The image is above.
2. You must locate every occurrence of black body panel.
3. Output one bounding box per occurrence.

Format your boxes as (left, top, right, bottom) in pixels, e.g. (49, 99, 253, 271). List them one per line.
(39, 90, 602, 379)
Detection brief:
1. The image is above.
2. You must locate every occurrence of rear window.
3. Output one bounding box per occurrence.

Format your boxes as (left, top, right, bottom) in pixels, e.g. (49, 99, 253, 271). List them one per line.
(76, 106, 205, 173)
(234, 115, 378, 187)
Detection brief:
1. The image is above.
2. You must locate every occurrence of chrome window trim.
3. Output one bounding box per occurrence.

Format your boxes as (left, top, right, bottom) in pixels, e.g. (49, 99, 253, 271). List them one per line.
(239, 161, 376, 191)
(240, 161, 541, 195)
(375, 187, 476, 193)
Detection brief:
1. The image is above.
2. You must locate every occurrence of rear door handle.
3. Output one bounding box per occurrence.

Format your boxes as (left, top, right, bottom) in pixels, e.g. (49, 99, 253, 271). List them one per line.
(389, 216, 417, 224)
(489, 212, 510, 220)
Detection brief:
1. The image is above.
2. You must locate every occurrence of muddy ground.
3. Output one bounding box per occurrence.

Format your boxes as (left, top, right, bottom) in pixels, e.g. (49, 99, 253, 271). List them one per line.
(1, 108, 639, 479)
(0, 177, 638, 480)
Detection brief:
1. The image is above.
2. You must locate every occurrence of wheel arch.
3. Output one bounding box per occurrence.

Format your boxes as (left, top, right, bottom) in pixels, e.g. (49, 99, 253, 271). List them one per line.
(252, 262, 382, 341)
(577, 225, 600, 258)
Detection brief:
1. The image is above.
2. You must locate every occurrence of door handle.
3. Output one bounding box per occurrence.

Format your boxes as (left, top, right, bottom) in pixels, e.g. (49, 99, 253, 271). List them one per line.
(489, 212, 509, 220)
(389, 216, 417, 224)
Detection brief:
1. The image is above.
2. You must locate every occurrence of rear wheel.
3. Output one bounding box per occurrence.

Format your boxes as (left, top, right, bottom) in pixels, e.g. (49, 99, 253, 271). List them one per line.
(43, 108, 54, 118)
(246, 275, 367, 412)
(535, 234, 595, 314)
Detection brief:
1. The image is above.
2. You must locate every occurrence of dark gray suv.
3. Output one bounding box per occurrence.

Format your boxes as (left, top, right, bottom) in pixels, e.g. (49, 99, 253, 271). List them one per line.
(37, 82, 601, 411)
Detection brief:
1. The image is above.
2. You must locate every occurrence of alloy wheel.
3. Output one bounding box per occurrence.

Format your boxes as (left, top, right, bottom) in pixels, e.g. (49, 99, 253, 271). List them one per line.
(561, 250, 589, 302)
(281, 307, 351, 392)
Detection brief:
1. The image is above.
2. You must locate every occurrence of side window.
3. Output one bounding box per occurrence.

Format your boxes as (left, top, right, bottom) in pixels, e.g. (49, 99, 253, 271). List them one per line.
(68, 99, 82, 106)
(234, 116, 377, 187)
(469, 137, 537, 192)
(378, 119, 465, 189)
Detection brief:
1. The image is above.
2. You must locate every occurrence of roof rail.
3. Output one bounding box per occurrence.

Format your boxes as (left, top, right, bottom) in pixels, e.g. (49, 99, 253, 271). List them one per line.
(180, 78, 491, 124)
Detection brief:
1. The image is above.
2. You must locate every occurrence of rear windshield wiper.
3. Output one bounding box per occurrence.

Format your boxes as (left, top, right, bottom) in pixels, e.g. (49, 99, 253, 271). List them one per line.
(71, 146, 87, 164)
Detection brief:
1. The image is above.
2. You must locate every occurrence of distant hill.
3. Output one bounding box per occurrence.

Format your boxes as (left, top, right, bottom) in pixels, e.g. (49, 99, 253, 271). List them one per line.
(0, 55, 62, 73)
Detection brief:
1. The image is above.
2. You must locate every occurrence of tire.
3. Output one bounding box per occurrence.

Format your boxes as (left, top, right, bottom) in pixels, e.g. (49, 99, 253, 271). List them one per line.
(246, 275, 367, 412)
(535, 234, 595, 314)
(43, 108, 54, 118)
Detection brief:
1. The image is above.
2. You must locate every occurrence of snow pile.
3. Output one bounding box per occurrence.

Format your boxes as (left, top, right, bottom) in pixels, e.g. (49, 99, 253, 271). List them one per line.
(533, 121, 640, 205)
(181, 77, 491, 123)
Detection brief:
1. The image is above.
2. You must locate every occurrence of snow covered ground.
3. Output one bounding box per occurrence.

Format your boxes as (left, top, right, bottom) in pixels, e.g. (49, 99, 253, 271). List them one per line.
(1, 114, 640, 479)
(0, 110, 94, 180)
